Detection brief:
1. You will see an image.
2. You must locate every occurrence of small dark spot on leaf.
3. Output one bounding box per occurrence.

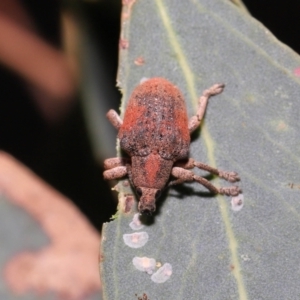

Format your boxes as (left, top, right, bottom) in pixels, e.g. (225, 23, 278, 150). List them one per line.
(124, 195, 134, 213)
(134, 56, 145, 66)
(119, 39, 129, 49)
(136, 293, 149, 300)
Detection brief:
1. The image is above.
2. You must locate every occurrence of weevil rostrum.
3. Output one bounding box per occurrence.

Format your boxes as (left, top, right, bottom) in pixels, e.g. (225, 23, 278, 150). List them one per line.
(104, 78, 241, 214)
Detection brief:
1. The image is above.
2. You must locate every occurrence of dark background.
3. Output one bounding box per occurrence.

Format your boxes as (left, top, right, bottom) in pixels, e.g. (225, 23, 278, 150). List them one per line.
(0, 0, 298, 230)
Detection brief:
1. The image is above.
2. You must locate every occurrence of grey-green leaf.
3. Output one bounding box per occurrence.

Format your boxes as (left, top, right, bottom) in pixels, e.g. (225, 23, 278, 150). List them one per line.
(100, 0, 300, 299)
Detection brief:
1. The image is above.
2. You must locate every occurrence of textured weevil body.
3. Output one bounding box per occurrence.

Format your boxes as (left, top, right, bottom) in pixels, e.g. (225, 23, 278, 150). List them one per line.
(104, 78, 241, 214)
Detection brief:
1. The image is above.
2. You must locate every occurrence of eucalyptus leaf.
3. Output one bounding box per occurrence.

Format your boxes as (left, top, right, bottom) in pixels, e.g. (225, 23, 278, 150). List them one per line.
(100, 0, 300, 299)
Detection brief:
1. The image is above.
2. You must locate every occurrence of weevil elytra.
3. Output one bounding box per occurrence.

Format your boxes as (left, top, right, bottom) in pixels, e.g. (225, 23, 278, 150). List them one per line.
(104, 78, 241, 214)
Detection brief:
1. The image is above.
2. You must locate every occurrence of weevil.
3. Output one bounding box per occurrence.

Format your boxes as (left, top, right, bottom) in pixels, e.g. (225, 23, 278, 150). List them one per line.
(104, 78, 241, 214)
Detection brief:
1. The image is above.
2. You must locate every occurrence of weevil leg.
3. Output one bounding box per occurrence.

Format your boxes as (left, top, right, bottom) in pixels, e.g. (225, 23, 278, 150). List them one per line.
(188, 83, 225, 133)
(103, 166, 128, 180)
(174, 158, 240, 183)
(104, 157, 130, 170)
(103, 157, 130, 180)
(106, 109, 123, 130)
(125, 164, 135, 188)
(169, 167, 241, 196)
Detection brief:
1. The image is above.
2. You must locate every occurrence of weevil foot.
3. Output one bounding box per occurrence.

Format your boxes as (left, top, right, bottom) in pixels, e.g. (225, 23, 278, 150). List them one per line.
(189, 83, 225, 133)
(219, 171, 240, 183)
(219, 186, 241, 196)
(204, 83, 225, 96)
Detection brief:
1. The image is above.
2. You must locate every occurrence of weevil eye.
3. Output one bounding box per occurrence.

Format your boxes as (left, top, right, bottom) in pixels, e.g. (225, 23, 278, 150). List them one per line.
(155, 189, 161, 199)
(136, 187, 142, 196)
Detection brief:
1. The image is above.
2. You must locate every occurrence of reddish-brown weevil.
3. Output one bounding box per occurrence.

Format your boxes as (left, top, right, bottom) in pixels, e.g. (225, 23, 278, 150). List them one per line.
(104, 78, 241, 214)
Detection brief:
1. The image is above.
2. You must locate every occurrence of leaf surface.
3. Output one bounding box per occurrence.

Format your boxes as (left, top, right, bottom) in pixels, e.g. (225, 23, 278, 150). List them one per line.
(100, 0, 300, 299)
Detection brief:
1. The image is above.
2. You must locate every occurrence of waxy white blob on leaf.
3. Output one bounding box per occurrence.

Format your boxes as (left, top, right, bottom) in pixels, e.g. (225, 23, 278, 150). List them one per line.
(123, 232, 149, 248)
(151, 263, 172, 283)
(132, 257, 156, 274)
(231, 194, 244, 211)
(129, 213, 144, 230)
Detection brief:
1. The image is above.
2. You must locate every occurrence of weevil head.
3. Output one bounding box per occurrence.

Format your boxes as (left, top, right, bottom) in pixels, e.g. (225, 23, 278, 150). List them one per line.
(136, 187, 162, 215)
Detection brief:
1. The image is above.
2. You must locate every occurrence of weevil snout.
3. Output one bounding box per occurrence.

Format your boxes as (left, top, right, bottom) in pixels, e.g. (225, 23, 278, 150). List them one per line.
(136, 187, 161, 215)
(139, 205, 155, 216)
